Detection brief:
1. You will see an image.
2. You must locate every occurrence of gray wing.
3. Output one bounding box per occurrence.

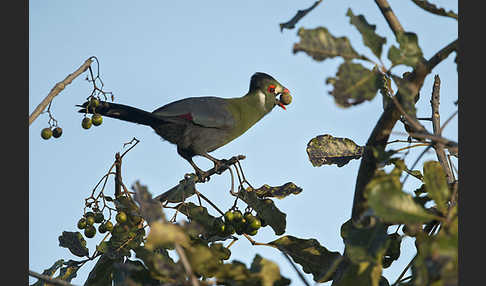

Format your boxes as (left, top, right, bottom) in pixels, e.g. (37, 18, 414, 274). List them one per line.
(152, 96, 235, 129)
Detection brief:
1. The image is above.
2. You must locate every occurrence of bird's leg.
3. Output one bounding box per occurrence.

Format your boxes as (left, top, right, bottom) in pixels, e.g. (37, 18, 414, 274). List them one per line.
(202, 153, 228, 174)
(187, 158, 210, 182)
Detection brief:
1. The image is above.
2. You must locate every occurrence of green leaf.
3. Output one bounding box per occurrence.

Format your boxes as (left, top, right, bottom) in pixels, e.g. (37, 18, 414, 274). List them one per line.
(387, 31, 423, 68)
(346, 8, 386, 59)
(333, 261, 383, 286)
(423, 161, 450, 214)
(326, 62, 382, 107)
(176, 202, 224, 239)
(145, 221, 190, 250)
(30, 259, 64, 286)
(250, 254, 291, 286)
(391, 74, 418, 118)
(132, 181, 165, 224)
(382, 233, 402, 268)
(413, 230, 458, 286)
(364, 170, 440, 224)
(134, 246, 186, 283)
(112, 259, 161, 286)
(340, 220, 389, 265)
(252, 182, 303, 199)
(411, 0, 458, 20)
(306, 134, 364, 167)
(58, 231, 89, 257)
(154, 174, 197, 203)
(269, 235, 342, 282)
(293, 27, 366, 62)
(85, 255, 123, 286)
(238, 189, 286, 235)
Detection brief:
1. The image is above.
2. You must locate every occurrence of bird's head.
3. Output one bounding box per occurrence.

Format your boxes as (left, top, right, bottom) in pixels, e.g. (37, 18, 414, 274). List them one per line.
(249, 72, 291, 112)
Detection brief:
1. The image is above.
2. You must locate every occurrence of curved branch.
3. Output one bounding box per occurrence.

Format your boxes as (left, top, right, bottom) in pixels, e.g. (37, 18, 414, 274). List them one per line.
(29, 57, 93, 126)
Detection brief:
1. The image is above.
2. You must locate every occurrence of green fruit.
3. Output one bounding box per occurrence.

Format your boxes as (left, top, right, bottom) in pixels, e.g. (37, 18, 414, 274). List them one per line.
(224, 224, 235, 235)
(77, 218, 87, 229)
(82, 117, 92, 129)
(104, 221, 114, 232)
(280, 93, 292, 105)
(243, 212, 254, 221)
(224, 211, 235, 223)
(85, 211, 95, 218)
(52, 127, 63, 138)
(84, 226, 96, 238)
(247, 229, 258, 236)
(234, 218, 247, 235)
(89, 98, 100, 108)
(248, 217, 261, 230)
(86, 216, 95, 226)
(41, 128, 52, 140)
(116, 211, 128, 224)
(92, 114, 103, 126)
(98, 223, 107, 234)
(232, 210, 243, 222)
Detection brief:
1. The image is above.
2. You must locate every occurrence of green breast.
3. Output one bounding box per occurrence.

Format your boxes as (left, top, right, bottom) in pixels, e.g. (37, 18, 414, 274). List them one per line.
(224, 95, 269, 144)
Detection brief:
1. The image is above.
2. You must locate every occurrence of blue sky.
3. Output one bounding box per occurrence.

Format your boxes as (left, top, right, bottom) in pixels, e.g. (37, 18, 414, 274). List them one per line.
(29, 1, 457, 285)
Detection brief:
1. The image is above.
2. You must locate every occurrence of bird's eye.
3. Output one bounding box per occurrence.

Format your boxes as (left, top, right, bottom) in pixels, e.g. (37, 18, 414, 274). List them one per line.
(268, 84, 276, 94)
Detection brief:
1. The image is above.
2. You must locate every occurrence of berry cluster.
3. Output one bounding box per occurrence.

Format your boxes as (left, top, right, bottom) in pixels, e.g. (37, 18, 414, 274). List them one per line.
(214, 210, 263, 237)
(77, 211, 111, 238)
(41, 126, 63, 140)
(82, 98, 103, 129)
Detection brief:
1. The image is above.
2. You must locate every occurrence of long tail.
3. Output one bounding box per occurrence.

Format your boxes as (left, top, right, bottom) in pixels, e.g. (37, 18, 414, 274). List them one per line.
(76, 101, 162, 126)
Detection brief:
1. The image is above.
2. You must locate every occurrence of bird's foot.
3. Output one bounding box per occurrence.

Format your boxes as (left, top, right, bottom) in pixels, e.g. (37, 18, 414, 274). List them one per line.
(213, 159, 229, 174)
(195, 169, 211, 182)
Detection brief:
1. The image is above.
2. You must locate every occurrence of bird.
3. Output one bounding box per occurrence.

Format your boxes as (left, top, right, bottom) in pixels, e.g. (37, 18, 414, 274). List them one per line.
(77, 72, 290, 180)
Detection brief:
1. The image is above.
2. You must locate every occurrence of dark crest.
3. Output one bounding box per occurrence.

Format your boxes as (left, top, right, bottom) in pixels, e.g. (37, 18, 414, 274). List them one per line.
(249, 72, 276, 92)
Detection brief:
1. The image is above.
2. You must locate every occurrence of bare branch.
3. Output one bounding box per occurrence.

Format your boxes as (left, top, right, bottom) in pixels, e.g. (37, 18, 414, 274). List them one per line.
(427, 39, 458, 72)
(374, 0, 404, 36)
(430, 75, 454, 184)
(29, 57, 93, 126)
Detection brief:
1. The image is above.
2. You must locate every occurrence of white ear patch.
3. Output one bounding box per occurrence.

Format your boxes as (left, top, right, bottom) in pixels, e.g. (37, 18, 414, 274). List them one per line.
(257, 90, 266, 110)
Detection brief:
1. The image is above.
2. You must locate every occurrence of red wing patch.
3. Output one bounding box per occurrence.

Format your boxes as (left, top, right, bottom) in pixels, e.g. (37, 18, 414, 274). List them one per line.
(177, 113, 193, 121)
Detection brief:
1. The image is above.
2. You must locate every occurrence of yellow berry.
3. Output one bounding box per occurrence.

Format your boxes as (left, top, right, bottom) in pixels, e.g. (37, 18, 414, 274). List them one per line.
(41, 128, 52, 140)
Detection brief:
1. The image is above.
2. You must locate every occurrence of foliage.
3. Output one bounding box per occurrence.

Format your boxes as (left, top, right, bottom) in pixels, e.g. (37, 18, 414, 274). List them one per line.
(30, 2, 457, 286)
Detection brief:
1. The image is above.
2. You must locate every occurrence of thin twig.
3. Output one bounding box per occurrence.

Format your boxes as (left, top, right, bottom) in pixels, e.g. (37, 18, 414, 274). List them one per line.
(174, 243, 200, 286)
(281, 251, 311, 286)
(392, 254, 416, 286)
(29, 57, 93, 126)
(439, 110, 458, 134)
(115, 153, 122, 198)
(430, 75, 454, 184)
(29, 270, 77, 286)
(195, 191, 225, 216)
(394, 143, 430, 153)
